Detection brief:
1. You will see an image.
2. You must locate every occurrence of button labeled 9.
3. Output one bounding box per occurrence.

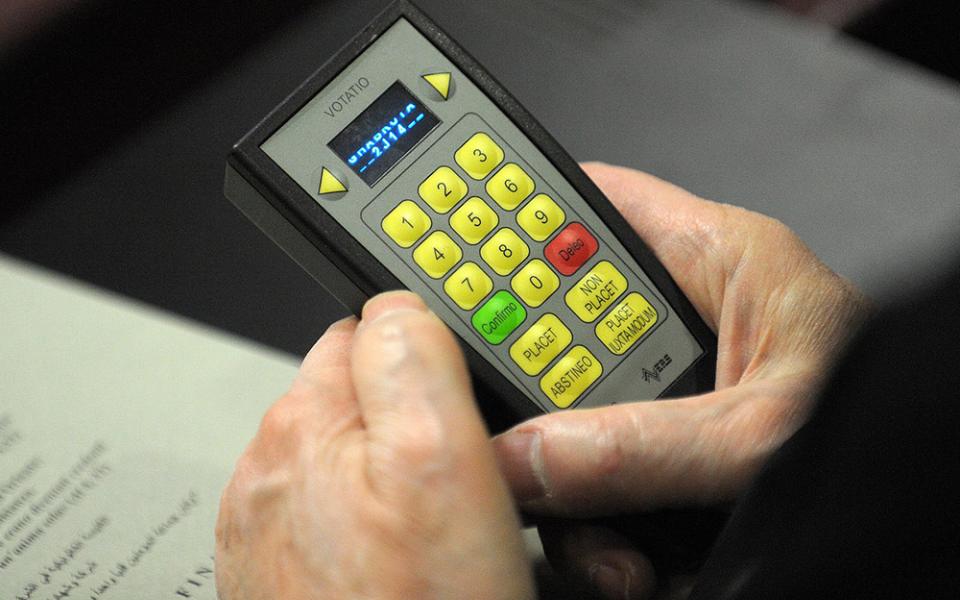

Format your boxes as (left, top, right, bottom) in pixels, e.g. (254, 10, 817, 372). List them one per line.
(517, 193, 565, 241)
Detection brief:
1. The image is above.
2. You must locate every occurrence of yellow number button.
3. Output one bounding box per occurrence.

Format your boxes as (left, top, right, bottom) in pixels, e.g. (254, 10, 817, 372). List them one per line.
(449, 197, 498, 244)
(444, 262, 493, 310)
(564, 261, 628, 322)
(419, 166, 467, 213)
(486, 163, 534, 210)
(595, 292, 659, 355)
(413, 231, 462, 279)
(509, 314, 572, 376)
(480, 228, 529, 276)
(455, 132, 504, 180)
(511, 259, 559, 307)
(539, 346, 603, 408)
(517, 194, 565, 241)
(381, 200, 431, 248)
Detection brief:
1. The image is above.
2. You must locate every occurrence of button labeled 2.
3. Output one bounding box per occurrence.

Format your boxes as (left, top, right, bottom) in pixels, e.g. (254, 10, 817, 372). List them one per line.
(419, 166, 467, 213)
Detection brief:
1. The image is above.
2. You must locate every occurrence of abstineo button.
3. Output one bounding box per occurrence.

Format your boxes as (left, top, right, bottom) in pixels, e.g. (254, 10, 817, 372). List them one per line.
(544, 223, 598, 275)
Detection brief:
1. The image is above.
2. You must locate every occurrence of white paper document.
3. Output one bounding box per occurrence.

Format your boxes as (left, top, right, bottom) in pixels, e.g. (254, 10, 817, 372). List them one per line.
(0, 255, 300, 599)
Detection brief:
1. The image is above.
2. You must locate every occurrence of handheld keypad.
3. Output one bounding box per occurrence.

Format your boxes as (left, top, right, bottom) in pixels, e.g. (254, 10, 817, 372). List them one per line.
(224, 0, 716, 427)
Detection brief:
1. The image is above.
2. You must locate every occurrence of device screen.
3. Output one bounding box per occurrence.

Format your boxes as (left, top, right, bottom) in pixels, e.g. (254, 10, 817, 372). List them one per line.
(328, 81, 440, 186)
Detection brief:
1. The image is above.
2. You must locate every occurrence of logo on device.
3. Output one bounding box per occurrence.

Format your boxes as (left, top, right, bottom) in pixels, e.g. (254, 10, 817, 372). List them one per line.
(642, 354, 672, 383)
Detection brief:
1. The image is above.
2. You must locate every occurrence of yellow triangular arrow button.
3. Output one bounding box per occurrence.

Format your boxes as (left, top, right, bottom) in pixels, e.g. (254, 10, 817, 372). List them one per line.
(422, 72, 451, 100)
(318, 167, 347, 195)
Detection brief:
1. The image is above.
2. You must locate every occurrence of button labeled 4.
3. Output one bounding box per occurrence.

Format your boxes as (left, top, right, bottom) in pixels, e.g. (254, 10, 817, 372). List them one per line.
(413, 231, 462, 279)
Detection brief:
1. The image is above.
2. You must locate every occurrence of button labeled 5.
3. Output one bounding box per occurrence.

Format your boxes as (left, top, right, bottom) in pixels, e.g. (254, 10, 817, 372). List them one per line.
(413, 231, 462, 279)
(511, 259, 559, 307)
(381, 200, 431, 247)
(455, 132, 504, 180)
(444, 262, 493, 310)
(486, 163, 534, 210)
(449, 197, 498, 244)
(481, 228, 529, 276)
(419, 166, 467, 213)
(517, 194, 565, 241)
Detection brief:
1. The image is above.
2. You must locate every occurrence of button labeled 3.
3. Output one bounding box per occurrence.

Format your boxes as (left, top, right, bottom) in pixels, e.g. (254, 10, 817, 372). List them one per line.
(455, 132, 504, 180)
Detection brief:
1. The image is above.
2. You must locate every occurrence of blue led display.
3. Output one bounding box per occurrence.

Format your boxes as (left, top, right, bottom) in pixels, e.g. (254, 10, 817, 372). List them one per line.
(328, 81, 440, 186)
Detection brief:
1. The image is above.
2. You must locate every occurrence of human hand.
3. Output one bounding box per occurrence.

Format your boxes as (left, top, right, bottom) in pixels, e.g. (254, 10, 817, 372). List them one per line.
(493, 162, 871, 599)
(215, 293, 534, 600)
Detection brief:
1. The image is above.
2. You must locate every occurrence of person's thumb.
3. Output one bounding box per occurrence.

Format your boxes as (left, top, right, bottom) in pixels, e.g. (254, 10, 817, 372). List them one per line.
(493, 375, 809, 516)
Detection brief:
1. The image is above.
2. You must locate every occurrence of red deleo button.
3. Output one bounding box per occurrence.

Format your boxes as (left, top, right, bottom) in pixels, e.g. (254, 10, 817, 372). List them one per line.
(544, 223, 598, 275)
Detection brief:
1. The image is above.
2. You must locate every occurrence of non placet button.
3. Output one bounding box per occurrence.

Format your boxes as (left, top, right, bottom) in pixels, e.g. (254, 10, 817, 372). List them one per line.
(517, 193, 565, 241)
(413, 231, 462, 279)
(486, 163, 534, 210)
(595, 292, 659, 355)
(444, 262, 493, 310)
(455, 132, 504, 180)
(381, 200, 431, 248)
(449, 197, 498, 244)
(511, 259, 560, 307)
(509, 314, 572, 376)
(544, 222, 598, 276)
(565, 260, 628, 322)
(539, 346, 602, 408)
(472, 290, 527, 345)
(419, 166, 468, 213)
(480, 228, 529, 276)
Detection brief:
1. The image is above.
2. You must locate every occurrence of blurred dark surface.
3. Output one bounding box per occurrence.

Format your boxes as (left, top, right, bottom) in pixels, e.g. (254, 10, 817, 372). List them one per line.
(1, 0, 959, 359)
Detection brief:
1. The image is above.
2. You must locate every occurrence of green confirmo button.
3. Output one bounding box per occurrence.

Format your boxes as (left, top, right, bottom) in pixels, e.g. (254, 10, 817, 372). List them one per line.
(472, 290, 527, 345)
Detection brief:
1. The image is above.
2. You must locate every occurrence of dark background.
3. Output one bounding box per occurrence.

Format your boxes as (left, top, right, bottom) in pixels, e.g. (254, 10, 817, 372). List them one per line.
(2, 0, 958, 357)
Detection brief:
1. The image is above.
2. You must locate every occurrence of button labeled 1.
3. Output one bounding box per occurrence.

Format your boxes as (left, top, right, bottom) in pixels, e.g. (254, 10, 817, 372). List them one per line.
(381, 200, 431, 247)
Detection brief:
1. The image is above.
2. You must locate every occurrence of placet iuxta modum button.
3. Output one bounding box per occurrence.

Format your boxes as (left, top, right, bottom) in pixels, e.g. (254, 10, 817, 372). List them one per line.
(539, 345, 602, 408)
(318, 167, 347, 195)
(595, 292, 659, 355)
